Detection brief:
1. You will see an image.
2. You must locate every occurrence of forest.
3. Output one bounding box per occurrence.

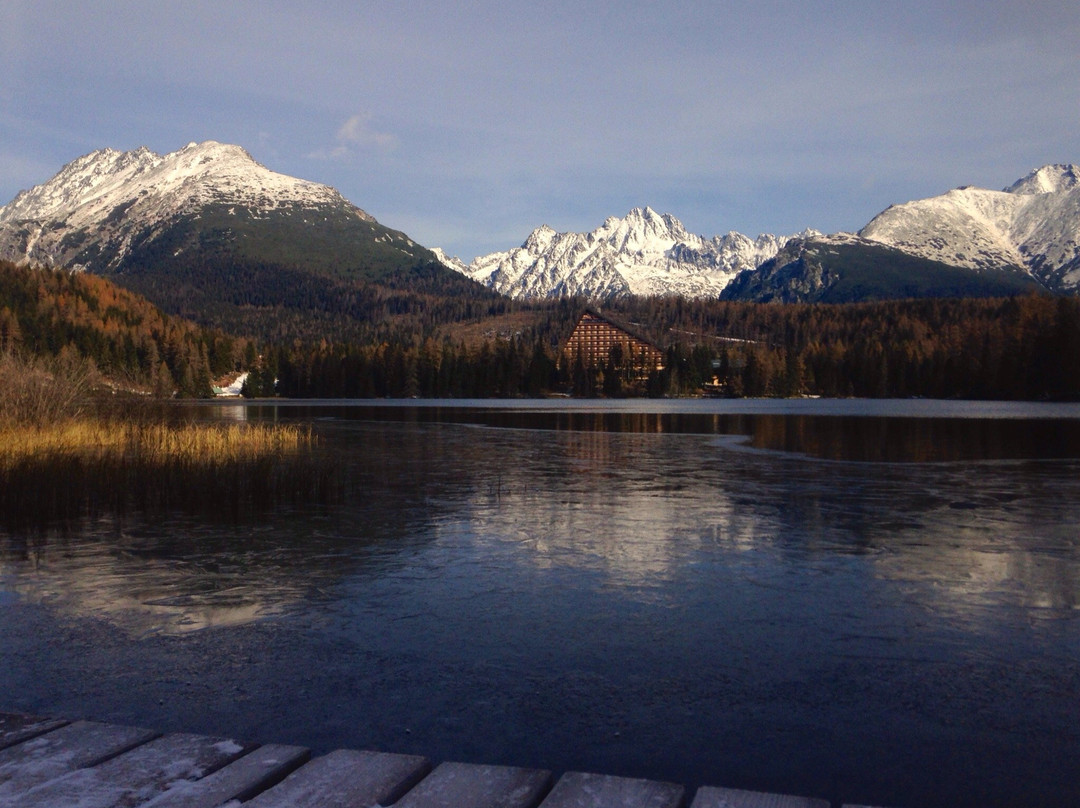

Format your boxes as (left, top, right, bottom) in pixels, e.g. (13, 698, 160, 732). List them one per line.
(263, 294, 1080, 401)
(0, 260, 242, 397)
(2, 259, 1079, 402)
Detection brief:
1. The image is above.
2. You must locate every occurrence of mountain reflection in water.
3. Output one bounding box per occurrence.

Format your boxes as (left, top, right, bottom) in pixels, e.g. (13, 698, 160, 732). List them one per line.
(1, 399, 1079, 808)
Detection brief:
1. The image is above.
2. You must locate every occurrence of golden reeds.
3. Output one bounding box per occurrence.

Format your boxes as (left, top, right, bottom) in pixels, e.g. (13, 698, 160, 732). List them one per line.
(0, 420, 312, 467)
(0, 418, 337, 528)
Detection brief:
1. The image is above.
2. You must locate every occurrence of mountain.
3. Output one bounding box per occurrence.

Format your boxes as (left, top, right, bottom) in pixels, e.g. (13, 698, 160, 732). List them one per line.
(858, 164, 1080, 292)
(719, 233, 1042, 303)
(443, 165, 1080, 303)
(9, 146, 1077, 317)
(0, 141, 434, 277)
(437, 207, 809, 300)
(0, 142, 487, 339)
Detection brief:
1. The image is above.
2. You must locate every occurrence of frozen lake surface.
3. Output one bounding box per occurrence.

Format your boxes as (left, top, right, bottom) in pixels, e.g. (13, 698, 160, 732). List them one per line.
(2, 399, 1079, 808)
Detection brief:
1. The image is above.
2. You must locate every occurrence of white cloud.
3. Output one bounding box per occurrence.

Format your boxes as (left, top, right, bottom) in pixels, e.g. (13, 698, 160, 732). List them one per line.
(308, 113, 397, 160)
(337, 114, 396, 150)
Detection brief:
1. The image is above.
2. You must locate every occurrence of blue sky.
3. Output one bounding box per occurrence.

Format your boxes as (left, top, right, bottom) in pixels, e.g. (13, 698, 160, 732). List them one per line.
(1, 0, 1078, 261)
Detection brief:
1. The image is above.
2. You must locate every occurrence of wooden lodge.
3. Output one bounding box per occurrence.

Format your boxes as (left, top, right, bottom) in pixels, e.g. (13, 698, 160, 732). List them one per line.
(562, 310, 664, 375)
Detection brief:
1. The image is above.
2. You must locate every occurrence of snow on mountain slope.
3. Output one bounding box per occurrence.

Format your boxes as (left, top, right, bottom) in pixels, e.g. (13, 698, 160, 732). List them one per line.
(859, 164, 1080, 291)
(439, 207, 808, 300)
(1004, 164, 1080, 195)
(12, 145, 1076, 302)
(0, 141, 376, 271)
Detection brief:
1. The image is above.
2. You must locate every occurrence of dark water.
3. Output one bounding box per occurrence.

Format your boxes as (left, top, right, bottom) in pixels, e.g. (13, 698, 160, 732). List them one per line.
(2, 399, 1080, 808)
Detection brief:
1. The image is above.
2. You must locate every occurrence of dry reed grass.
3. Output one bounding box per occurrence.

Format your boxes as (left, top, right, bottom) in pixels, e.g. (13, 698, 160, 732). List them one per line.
(0, 418, 337, 528)
(0, 420, 311, 466)
(0, 350, 338, 528)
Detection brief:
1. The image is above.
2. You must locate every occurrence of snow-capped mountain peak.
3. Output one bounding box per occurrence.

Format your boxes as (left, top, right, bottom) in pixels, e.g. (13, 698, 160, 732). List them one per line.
(1004, 164, 1080, 195)
(442, 208, 800, 300)
(0, 146, 159, 223)
(594, 207, 691, 255)
(0, 141, 369, 230)
(523, 224, 559, 253)
(0, 141, 381, 271)
(859, 163, 1080, 290)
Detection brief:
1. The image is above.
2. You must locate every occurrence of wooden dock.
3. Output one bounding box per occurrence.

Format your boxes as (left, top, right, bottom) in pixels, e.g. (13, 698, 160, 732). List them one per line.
(0, 711, 889, 808)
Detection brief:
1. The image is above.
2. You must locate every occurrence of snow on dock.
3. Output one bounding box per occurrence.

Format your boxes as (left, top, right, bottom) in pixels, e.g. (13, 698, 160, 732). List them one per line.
(0, 711, 890, 808)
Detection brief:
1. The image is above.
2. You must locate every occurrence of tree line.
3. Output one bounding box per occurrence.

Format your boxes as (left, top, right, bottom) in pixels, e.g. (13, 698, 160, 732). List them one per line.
(255, 294, 1080, 401)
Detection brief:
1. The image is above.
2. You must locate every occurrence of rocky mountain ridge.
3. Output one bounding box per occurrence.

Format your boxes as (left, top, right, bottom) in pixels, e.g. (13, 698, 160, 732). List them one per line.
(719, 233, 1041, 303)
(2, 144, 1078, 308)
(436, 206, 814, 300)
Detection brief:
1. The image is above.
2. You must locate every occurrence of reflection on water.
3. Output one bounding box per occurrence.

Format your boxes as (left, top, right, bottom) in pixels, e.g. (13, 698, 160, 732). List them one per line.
(1, 400, 1079, 808)
(234, 399, 1080, 462)
(0, 422, 447, 634)
(3, 519, 329, 634)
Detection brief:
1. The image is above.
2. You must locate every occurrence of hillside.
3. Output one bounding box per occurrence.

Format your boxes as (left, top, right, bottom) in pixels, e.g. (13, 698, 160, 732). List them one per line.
(0, 259, 238, 396)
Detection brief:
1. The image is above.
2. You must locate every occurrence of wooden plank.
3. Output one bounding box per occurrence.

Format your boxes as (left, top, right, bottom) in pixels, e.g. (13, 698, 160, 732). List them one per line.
(140, 744, 310, 808)
(10, 731, 254, 808)
(0, 720, 158, 797)
(395, 761, 553, 808)
(243, 748, 431, 808)
(540, 772, 685, 808)
(690, 786, 830, 808)
(0, 713, 69, 752)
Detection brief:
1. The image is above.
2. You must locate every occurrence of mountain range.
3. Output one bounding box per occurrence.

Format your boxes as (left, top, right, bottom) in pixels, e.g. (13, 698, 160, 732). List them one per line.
(439, 163, 1080, 302)
(1, 143, 1077, 316)
(434, 207, 812, 300)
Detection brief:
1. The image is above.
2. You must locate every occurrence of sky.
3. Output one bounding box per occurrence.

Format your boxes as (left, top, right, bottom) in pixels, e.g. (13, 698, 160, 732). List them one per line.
(1, 0, 1078, 262)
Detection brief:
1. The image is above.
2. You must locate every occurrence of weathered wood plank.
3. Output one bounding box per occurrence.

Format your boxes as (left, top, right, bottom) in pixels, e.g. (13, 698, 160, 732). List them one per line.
(140, 744, 310, 808)
(0, 713, 69, 752)
(243, 748, 431, 808)
(690, 786, 829, 808)
(0, 720, 159, 797)
(9, 731, 254, 808)
(540, 772, 685, 808)
(395, 761, 553, 808)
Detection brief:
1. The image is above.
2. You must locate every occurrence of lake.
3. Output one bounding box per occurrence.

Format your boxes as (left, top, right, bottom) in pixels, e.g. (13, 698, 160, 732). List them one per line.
(2, 398, 1079, 808)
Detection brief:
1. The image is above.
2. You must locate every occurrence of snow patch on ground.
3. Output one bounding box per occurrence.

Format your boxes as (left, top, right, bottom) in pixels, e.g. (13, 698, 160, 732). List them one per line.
(215, 372, 249, 397)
